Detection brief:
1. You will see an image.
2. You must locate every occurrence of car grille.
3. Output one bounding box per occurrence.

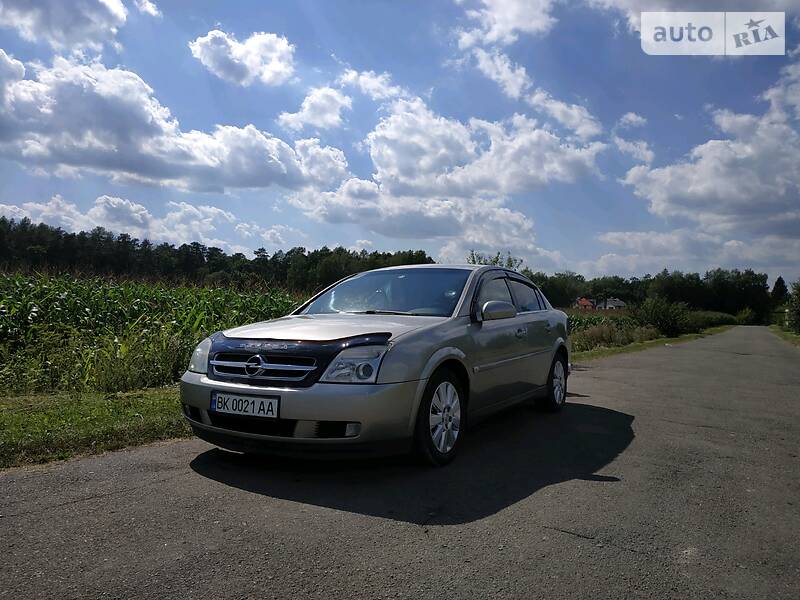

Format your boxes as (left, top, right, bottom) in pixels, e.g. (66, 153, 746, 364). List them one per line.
(210, 352, 317, 383)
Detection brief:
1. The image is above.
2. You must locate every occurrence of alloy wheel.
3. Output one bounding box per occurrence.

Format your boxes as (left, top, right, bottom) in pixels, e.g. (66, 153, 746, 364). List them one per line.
(553, 360, 566, 405)
(429, 381, 461, 453)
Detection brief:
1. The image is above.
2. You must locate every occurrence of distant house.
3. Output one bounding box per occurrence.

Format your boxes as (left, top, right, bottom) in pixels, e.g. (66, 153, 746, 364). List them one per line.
(596, 297, 626, 310)
(573, 297, 595, 310)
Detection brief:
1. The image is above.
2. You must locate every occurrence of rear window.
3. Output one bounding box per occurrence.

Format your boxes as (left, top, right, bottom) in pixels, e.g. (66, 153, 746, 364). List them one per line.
(509, 280, 542, 312)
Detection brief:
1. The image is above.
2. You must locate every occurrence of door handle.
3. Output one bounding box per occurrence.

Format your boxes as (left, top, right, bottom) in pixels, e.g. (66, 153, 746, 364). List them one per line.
(515, 327, 527, 338)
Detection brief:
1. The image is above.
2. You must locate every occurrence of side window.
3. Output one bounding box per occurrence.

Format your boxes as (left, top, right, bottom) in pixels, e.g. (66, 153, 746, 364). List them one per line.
(535, 288, 550, 310)
(509, 280, 542, 312)
(476, 276, 513, 309)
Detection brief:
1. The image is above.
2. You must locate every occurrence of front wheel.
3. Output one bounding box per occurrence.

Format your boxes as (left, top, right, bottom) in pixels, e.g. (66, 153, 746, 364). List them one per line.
(414, 369, 464, 466)
(538, 354, 567, 412)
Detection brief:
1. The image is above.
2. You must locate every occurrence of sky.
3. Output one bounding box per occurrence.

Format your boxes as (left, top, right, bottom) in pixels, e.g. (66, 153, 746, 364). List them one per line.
(0, 0, 798, 282)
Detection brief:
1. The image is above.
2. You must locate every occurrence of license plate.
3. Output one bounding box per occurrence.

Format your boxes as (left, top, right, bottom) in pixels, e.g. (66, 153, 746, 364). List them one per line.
(210, 392, 279, 419)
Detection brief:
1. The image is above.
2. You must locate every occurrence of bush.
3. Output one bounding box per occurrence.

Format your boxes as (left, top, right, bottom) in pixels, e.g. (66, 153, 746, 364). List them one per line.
(570, 323, 660, 352)
(735, 307, 757, 325)
(629, 297, 690, 337)
(787, 281, 800, 334)
(684, 310, 736, 332)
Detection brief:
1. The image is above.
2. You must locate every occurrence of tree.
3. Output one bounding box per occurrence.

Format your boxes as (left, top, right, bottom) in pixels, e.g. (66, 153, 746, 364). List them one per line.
(649, 269, 706, 308)
(788, 280, 800, 334)
(771, 276, 789, 307)
(588, 275, 628, 304)
(467, 250, 523, 270)
(0, 216, 435, 291)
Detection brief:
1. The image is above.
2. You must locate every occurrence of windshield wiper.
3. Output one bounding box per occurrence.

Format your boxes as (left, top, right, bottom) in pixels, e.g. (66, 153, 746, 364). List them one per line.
(350, 309, 417, 316)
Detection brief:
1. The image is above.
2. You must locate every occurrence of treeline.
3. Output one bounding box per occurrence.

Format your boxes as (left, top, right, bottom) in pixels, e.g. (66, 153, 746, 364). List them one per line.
(0, 217, 433, 291)
(1, 217, 790, 321)
(467, 251, 787, 322)
(523, 269, 784, 321)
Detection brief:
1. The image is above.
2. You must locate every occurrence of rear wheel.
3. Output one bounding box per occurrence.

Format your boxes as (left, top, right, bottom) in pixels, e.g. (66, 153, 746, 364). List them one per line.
(538, 354, 567, 412)
(414, 369, 464, 466)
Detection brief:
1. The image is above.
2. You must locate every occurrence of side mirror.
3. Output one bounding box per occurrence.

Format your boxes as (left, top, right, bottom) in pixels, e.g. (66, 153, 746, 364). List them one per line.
(481, 300, 517, 321)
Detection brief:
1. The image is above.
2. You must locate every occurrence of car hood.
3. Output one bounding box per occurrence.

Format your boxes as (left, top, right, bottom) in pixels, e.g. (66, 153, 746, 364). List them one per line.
(222, 313, 446, 342)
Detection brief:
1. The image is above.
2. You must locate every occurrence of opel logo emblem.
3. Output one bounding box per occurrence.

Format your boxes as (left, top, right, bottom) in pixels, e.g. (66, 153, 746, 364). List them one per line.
(244, 355, 266, 376)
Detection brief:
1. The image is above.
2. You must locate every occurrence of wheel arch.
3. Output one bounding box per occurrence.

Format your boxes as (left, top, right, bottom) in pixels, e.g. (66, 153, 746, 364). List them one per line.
(409, 348, 471, 431)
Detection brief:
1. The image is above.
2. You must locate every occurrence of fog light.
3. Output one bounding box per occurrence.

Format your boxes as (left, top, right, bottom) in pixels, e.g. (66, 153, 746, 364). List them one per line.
(345, 423, 361, 437)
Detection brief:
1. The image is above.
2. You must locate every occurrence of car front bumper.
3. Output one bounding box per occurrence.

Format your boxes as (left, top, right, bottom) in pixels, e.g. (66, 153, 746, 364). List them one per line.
(180, 371, 425, 456)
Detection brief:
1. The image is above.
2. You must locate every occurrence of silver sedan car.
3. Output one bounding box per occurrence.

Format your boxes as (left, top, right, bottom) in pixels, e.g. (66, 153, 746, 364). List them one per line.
(181, 264, 569, 465)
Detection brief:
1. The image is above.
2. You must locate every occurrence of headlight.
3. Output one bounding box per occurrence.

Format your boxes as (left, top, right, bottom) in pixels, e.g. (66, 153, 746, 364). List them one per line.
(320, 344, 388, 384)
(188, 337, 212, 374)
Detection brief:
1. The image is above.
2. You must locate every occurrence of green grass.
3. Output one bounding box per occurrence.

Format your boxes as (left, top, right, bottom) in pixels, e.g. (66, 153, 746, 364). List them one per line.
(573, 325, 734, 362)
(0, 386, 190, 469)
(768, 324, 800, 347)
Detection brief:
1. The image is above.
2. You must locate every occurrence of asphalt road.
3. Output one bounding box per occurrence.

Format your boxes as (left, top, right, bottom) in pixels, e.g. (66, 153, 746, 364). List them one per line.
(2, 326, 799, 599)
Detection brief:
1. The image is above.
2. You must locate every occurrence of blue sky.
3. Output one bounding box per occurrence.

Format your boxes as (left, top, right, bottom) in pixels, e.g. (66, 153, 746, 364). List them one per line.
(0, 0, 798, 281)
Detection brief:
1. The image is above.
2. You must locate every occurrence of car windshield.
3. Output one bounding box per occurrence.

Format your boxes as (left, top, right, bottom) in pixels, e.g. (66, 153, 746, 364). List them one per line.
(302, 268, 470, 317)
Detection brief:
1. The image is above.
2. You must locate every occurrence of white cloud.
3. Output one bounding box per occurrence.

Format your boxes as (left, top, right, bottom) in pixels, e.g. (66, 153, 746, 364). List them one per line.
(290, 180, 542, 261)
(617, 112, 647, 129)
(622, 57, 800, 240)
(2, 194, 244, 250)
(0, 203, 31, 221)
(350, 239, 373, 252)
(362, 98, 605, 198)
(0, 55, 348, 193)
(0, 0, 127, 51)
(472, 48, 531, 99)
(134, 0, 161, 18)
(457, 0, 559, 48)
(287, 96, 604, 264)
(2, 193, 314, 254)
(613, 135, 654, 163)
(365, 97, 477, 195)
(293, 138, 350, 187)
(278, 87, 352, 131)
(526, 89, 603, 140)
(235, 222, 305, 246)
(583, 229, 800, 281)
(337, 69, 405, 100)
(598, 229, 720, 258)
(189, 30, 294, 87)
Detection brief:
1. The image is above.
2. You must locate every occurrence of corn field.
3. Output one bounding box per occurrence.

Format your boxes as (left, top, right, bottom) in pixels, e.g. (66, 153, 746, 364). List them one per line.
(565, 310, 636, 333)
(0, 273, 298, 393)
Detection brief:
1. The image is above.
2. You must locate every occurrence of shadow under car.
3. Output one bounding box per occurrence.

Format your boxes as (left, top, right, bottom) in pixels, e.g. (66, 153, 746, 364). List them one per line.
(189, 401, 634, 525)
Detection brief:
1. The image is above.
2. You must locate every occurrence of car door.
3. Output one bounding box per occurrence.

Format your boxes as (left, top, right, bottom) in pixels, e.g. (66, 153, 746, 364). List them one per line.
(468, 273, 531, 414)
(507, 278, 554, 389)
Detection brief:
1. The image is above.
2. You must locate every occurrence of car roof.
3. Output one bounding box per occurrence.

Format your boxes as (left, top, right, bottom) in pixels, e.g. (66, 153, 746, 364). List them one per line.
(366, 263, 484, 272)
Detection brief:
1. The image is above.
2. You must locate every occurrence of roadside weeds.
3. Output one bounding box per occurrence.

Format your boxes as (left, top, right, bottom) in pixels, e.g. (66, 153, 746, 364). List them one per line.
(572, 325, 734, 362)
(768, 324, 800, 348)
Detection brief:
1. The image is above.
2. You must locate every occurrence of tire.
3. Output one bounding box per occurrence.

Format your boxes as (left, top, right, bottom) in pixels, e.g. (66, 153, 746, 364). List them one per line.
(537, 353, 568, 413)
(413, 368, 465, 466)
